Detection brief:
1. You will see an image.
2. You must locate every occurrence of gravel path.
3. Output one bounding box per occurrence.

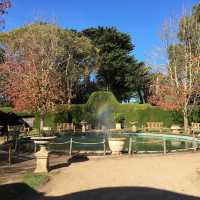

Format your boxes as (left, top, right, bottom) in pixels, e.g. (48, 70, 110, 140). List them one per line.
(32, 152, 200, 199)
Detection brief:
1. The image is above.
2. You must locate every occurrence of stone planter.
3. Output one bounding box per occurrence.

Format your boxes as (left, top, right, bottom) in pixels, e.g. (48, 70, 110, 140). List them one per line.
(31, 136, 56, 173)
(108, 137, 126, 155)
(80, 121, 87, 133)
(171, 125, 182, 134)
(115, 123, 122, 130)
(129, 121, 138, 133)
(131, 125, 137, 132)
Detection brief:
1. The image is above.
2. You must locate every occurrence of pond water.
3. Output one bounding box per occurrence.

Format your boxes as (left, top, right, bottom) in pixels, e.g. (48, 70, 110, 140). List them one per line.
(49, 132, 199, 153)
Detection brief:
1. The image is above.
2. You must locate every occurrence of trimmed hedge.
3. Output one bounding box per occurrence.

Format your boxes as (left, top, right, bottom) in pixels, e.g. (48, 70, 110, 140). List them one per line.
(31, 92, 182, 128)
(1, 91, 200, 128)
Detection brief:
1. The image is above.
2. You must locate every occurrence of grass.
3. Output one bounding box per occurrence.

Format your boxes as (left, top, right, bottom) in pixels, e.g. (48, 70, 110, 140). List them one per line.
(0, 172, 48, 200)
(0, 106, 13, 113)
(22, 172, 49, 189)
(0, 106, 33, 116)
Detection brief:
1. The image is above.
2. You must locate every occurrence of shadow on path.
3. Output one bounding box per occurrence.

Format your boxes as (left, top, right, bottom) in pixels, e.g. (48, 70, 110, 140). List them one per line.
(68, 154, 89, 163)
(50, 154, 89, 171)
(1, 182, 200, 200)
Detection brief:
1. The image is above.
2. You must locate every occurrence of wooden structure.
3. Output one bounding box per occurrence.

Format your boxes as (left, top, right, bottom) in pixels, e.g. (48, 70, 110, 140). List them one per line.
(191, 123, 200, 135)
(144, 122, 163, 132)
(56, 123, 74, 132)
(7, 125, 30, 135)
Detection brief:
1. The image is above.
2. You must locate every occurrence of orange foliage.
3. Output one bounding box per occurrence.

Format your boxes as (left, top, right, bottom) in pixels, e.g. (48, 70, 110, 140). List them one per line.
(0, 54, 65, 114)
(149, 77, 187, 111)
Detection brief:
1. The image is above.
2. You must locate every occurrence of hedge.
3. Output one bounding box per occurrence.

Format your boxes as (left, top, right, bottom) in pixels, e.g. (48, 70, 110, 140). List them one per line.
(0, 91, 199, 128)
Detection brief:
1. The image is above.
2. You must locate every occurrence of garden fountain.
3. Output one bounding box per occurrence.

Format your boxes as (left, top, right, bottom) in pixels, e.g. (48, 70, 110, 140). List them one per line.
(31, 134, 56, 173)
(96, 104, 126, 154)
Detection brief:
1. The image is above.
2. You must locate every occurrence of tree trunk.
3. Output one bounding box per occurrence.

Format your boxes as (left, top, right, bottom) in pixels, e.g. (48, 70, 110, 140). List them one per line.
(183, 110, 188, 134)
(106, 85, 109, 91)
(40, 115, 45, 131)
(68, 98, 71, 104)
(138, 90, 144, 104)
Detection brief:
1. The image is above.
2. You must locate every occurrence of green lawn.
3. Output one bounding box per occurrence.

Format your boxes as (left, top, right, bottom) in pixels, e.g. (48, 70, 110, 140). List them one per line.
(0, 107, 13, 113)
(22, 172, 49, 189)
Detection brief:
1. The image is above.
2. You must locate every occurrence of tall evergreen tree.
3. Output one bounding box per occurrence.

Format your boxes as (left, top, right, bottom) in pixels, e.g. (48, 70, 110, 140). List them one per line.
(82, 26, 151, 102)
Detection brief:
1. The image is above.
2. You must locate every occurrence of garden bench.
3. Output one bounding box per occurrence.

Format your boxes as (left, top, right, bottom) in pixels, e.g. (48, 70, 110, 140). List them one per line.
(7, 125, 30, 135)
(144, 122, 163, 132)
(191, 123, 200, 135)
(56, 123, 74, 132)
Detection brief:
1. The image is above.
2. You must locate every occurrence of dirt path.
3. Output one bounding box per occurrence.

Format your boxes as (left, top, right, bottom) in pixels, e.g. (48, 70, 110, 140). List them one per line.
(30, 152, 200, 199)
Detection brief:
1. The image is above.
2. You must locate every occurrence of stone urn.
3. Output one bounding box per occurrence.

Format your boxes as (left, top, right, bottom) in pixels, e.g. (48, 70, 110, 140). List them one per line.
(171, 124, 182, 134)
(108, 137, 126, 155)
(115, 123, 122, 130)
(129, 121, 138, 132)
(31, 136, 56, 173)
(80, 120, 87, 133)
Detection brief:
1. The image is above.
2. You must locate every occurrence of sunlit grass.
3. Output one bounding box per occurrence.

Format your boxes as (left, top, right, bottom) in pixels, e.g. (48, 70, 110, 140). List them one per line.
(0, 106, 12, 113)
(22, 172, 49, 189)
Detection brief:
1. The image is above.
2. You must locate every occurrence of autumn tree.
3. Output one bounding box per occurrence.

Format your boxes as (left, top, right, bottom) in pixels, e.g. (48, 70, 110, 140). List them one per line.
(149, 4, 200, 132)
(0, 23, 98, 128)
(0, 0, 10, 104)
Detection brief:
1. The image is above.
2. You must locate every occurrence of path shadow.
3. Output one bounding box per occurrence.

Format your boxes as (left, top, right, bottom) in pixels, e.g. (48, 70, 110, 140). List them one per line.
(0, 182, 43, 200)
(0, 151, 34, 165)
(50, 162, 70, 171)
(68, 154, 89, 163)
(1, 183, 200, 200)
(50, 154, 89, 171)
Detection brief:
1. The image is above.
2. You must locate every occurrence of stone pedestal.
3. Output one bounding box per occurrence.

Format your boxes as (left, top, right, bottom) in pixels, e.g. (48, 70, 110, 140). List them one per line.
(31, 136, 56, 173)
(132, 125, 137, 132)
(34, 144, 49, 173)
(80, 121, 87, 133)
(115, 123, 122, 130)
(82, 125, 86, 133)
(171, 125, 181, 134)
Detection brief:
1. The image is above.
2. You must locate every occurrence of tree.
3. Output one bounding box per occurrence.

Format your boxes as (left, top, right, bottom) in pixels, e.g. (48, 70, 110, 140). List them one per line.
(0, 24, 66, 128)
(125, 61, 152, 103)
(0, 0, 10, 104)
(0, 23, 98, 128)
(149, 4, 200, 133)
(59, 28, 99, 104)
(82, 27, 150, 102)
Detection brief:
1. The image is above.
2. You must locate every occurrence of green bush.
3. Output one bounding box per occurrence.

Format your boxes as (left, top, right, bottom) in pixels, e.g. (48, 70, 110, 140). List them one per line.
(86, 91, 118, 111)
(83, 92, 118, 128)
(83, 92, 176, 128)
(2, 91, 199, 129)
(113, 113, 125, 123)
(70, 104, 86, 125)
(170, 111, 183, 125)
(190, 107, 200, 123)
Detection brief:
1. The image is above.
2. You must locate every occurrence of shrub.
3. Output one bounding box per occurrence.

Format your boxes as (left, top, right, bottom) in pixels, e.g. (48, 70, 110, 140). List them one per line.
(2, 91, 196, 129)
(113, 113, 125, 123)
(86, 91, 118, 111)
(189, 107, 200, 123)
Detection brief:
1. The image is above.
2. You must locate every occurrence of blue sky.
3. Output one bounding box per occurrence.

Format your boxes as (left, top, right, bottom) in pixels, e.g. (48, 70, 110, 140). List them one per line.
(4, 0, 199, 61)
